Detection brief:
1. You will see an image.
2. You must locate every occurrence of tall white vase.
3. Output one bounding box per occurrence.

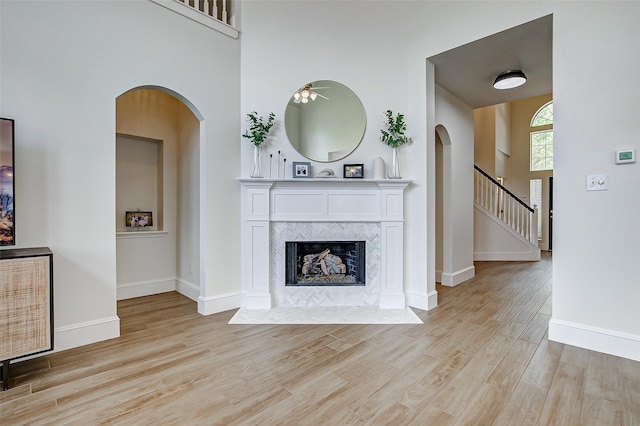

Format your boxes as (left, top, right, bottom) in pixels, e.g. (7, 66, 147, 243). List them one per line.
(250, 145, 263, 178)
(388, 147, 401, 179)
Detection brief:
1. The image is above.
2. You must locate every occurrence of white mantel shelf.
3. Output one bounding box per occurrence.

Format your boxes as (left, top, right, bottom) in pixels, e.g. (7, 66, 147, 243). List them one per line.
(239, 178, 412, 310)
(237, 178, 413, 184)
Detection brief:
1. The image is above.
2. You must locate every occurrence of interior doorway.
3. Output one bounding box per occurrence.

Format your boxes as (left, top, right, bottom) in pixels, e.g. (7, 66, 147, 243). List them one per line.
(115, 87, 202, 305)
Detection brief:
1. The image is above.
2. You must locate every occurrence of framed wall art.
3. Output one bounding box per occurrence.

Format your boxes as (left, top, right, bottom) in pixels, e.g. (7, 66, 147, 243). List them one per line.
(0, 118, 15, 246)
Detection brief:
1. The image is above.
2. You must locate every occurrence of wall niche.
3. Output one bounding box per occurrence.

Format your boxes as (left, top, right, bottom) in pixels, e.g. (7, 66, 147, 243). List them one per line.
(116, 134, 163, 232)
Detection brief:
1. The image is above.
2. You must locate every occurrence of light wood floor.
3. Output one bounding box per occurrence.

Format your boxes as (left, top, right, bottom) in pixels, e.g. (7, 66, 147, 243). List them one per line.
(2, 253, 639, 425)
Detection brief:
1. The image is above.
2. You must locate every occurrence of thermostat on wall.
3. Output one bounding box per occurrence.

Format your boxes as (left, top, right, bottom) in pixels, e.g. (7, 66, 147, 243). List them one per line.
(615, 149, 635, 164)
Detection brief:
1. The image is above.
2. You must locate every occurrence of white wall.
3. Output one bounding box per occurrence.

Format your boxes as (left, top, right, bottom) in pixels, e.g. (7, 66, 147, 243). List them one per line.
(241, 1, 640, 361)
(176, 104, 200, 299)
(434, 85, 476, 285)
(474, 106, 496, 175)
(474, 206, 540, 261)
(494, 103, 510, 179)
(474, 103, 511, 180)
(550, 3, 640, 360)
(0, 1, 241, 351)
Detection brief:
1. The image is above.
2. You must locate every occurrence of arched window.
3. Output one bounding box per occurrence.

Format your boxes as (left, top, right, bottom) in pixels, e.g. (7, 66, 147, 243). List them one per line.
(530, 101, 553, 171)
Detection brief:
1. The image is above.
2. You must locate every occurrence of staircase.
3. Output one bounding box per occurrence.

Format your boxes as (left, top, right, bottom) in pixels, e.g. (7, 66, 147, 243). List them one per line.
(474, 165, 540, 261)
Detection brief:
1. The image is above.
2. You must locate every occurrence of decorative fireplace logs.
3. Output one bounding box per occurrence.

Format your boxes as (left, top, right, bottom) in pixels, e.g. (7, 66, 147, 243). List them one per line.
(301, 248, 347, 276)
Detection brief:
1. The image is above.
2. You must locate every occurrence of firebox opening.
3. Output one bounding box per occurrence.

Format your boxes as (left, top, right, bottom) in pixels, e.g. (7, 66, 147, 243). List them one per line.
(286, 241, 366, 286)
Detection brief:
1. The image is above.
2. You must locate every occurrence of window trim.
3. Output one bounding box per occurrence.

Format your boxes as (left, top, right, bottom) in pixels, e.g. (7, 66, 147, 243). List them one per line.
(530, 101, 553, 127)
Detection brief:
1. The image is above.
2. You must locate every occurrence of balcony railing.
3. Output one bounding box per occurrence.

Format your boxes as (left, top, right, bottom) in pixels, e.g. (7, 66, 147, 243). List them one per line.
(179, 0, 231, 25)
(149, 0, 238, 38)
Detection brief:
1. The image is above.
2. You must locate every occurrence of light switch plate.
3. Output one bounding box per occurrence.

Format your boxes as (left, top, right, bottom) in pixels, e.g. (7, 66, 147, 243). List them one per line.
(586, 174, 608, 191)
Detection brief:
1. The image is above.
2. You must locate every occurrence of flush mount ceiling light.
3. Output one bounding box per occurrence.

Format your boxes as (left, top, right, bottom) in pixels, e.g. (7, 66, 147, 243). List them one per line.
(292, 84, 329, 104)
(493, 70, 527, 90)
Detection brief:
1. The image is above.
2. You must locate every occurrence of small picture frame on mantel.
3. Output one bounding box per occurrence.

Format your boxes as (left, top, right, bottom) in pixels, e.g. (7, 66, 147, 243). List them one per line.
(343, 164, 364, 179)
(292, 161, 311, 178)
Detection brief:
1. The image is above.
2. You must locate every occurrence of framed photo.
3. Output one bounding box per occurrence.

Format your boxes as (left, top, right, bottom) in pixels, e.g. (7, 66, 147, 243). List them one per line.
(292, 161, 311, 178)
(344, 164, 364, 179)
(0, 118, 15, 246)
(125, 211, 153, 229)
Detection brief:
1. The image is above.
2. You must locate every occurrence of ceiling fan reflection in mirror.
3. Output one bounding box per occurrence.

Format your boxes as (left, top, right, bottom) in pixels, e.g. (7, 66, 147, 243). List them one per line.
(292, 84, 330, 104)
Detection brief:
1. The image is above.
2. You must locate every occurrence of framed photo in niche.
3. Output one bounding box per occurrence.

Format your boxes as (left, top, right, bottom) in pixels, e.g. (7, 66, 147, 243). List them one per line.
(125, 211, 153, 230)
(0, 118, 15, 246)
(343, 164, 364, 179)
(292, 161, 311, 178)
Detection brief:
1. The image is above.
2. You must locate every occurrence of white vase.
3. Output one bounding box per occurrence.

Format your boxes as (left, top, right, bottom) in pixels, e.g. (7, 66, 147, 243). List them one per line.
(250, 145, 263, 178)
(372, 156, 385, 180)
(388, 147, 401, 179)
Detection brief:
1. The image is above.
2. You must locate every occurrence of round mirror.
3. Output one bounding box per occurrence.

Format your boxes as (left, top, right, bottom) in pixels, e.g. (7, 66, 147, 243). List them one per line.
(285, 80, 366, 162)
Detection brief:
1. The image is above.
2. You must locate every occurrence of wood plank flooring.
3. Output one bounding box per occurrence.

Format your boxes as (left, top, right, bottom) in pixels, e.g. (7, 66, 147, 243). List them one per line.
(2, 253, 639, 425)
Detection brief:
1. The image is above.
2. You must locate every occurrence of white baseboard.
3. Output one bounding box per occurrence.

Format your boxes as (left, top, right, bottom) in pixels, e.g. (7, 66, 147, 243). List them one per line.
(55, 316, 120, 352)
(198, 291, 243, 315)
(406, 290, 438, 311)
(176, 278, 199, 301)
(549, 318, 640, 362)
(474, 251, 540, 261)
(117, 277, 176, 300)
(440, 265, 476, 287)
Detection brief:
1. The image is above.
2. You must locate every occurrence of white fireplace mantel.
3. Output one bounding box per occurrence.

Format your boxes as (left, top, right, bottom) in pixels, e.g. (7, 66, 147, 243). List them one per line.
(239, 178, 412, 309)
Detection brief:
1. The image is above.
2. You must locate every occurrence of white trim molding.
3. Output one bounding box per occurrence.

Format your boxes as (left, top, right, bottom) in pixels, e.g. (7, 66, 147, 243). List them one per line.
(176, 278, 200, 301)
(116, 230, 168, 239)
(198, 291, 242, 315)
(55, 316, 120, 352)
(406, 290, 438, 311)
(474, 251, 541, 261)
(117, 277, 176, 300)
(549, 318, 640, 362)
(440, 266, 476, 287)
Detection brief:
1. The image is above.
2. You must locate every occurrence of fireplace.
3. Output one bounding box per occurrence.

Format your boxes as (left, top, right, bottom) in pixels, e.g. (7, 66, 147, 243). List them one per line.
(239, 179, 410, 310)
(286, 241, 365, 286)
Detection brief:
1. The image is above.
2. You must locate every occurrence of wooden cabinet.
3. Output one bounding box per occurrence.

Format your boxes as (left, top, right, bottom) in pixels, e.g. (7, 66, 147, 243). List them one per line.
(0, 247, 53, 391)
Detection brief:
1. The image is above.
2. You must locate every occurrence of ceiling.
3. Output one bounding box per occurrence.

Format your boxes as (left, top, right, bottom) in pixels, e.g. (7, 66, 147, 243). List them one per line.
(428, 14, 552, 109)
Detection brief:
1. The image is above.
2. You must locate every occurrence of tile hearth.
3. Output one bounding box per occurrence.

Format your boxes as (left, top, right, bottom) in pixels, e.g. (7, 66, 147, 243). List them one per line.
(228, 306, 422, 324)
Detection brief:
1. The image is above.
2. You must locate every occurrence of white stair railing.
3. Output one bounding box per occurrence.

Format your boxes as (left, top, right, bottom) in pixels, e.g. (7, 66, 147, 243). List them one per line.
(474, 166, 538, 245)
(149, 0, 238, 38)
(179, 0, 232, 25)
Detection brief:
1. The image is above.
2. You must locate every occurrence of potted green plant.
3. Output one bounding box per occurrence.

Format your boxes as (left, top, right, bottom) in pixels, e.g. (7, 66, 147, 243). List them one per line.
(242, 111, 275, 177)
(380, 109, 412, 178)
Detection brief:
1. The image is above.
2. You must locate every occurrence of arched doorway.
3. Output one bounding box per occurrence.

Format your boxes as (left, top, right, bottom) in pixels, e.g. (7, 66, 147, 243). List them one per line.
(115, 87, 203, 306)
(435, 124, 453, 285)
